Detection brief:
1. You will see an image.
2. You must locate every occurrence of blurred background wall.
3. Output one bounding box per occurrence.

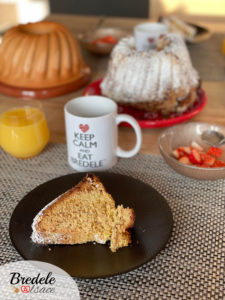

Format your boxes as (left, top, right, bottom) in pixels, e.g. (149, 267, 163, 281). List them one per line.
(150, 0, 225, 22)
(0, 0, 49, 32)
(0, 0, 225, 33)
(49, 0, 149, 18)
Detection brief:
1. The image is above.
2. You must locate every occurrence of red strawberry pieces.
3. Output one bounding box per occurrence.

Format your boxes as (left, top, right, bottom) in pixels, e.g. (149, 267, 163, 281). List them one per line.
(191, 141, 204, 152)
(200, 153, 215, 166)
(172, 141, 225, 168)
(213, 160, 225, 167)
(178, 156, 191, 165)
(172, 146, 191, 158)
(172, 149, 180, 159)
(91, 35, 118, 45)
(207, 146, 223, 157)
(178, 146, 191, 155)
(189, 148, 202, 164)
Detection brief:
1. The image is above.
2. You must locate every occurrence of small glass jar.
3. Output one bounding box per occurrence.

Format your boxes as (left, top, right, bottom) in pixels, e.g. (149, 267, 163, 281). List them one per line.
(0, 99, 50, 158)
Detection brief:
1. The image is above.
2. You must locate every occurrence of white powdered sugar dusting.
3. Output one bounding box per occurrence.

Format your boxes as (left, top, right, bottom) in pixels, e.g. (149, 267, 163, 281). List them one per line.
(100, 33, 199, 105)
(143, 54, 160, 99)
(158, 53, 172, 99)
(31, 191, 69, 243)
(94, 234, 105, 244)
(31, 175, 102, 245)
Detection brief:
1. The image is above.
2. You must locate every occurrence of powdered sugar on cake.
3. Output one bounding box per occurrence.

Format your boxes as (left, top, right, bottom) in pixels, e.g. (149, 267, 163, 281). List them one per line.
(31, 173, 135, 252)
(31, 177, 104, 244)
(100, 33, 199, 112)
(31, 194, 63, 243)
(94, 234, 105, 244)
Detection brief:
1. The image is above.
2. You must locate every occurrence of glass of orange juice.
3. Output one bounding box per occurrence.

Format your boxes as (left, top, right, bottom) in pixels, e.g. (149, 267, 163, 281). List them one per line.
(0, 100, 50, 158)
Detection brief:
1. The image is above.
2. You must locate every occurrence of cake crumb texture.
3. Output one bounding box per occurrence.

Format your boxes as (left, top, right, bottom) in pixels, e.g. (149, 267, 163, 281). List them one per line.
(31, 173, 135, 252)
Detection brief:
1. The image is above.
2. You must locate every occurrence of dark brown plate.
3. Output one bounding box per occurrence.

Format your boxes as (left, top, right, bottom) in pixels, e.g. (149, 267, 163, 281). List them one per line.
(9, 172, 173, 278)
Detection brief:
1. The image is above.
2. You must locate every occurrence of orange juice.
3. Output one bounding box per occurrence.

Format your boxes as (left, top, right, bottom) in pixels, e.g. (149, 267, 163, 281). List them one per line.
(0, 107, 50, 158)
(223, 38, 225, 55)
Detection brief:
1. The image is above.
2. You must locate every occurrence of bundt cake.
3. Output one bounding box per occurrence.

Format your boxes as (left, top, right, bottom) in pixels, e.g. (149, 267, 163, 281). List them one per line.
(0, 21, 91, 96)
(100, 33, 199, 114)
(31, 173, 135, 252)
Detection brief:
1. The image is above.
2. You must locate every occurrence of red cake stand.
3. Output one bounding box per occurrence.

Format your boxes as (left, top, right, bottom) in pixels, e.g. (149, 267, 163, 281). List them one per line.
(83, 79, 207, 129)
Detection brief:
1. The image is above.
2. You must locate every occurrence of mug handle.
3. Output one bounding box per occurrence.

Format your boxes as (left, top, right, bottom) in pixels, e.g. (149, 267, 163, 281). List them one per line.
(116, 114, 142, 158)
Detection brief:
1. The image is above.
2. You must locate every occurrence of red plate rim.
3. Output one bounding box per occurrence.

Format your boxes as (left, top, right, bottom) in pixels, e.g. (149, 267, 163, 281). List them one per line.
(83, 79, 207, 129)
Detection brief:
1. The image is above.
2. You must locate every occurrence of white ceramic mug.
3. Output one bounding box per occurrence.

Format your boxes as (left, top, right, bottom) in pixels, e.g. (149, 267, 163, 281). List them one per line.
(64, 96, 142, 171)
(134, 22, 168, 51)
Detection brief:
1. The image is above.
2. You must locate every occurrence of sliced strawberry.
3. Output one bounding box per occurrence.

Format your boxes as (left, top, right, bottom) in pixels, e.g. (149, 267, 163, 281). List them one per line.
(178, 156, 191, 165)
(212, 160, 225, 167)
(189, 149, 202, 164)
(207, 146, 223, 157)
(104, 35, 118, 44)
(201, 153, 216, 166)
(177, 146, 191, 156)
(92, 35, 117, 45)
(172, 149, 180, 159)
(191, 141, 204, 152)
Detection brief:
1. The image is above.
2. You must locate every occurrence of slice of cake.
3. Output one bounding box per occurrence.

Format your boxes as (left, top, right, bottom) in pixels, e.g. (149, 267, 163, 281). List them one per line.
(31, 173, 135, 252)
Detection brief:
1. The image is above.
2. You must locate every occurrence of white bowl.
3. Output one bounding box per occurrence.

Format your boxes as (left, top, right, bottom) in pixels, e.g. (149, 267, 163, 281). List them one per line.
(159, 122, 225, 180)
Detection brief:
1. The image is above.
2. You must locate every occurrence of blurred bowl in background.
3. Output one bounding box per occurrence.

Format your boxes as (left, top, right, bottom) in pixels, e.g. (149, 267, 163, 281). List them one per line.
(78, 27, 129, 55)
(159, 122, 225, 180)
